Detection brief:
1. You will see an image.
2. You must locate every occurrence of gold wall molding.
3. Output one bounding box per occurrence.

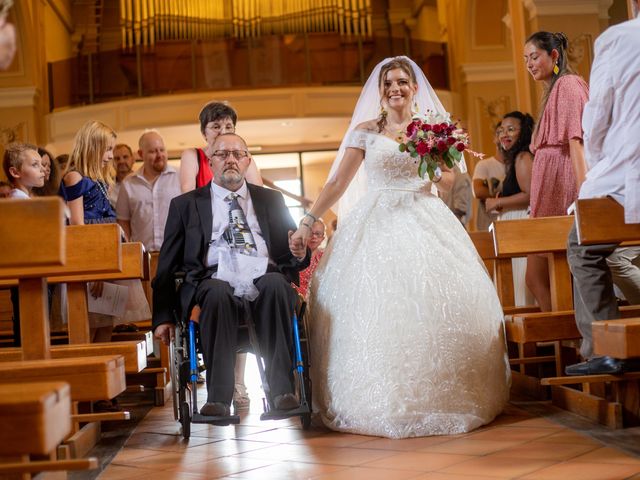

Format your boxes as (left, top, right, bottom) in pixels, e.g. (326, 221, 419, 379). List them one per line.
(0, 86, 39, 108)
(0, 122, 26, 145)
(460, 62, 515, 84)
(46, 86, 364, 143)
(477, 95, 512, 127)
(46, 85, 454, 149)
(523, 0, 614, 19)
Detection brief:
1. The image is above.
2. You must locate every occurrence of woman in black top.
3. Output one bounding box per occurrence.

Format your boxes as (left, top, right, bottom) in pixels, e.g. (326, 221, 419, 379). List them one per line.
(486, 111, 535, 306)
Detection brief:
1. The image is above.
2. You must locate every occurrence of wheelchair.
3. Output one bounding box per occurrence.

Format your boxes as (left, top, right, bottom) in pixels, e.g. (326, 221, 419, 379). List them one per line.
(169, 277, 312, 440)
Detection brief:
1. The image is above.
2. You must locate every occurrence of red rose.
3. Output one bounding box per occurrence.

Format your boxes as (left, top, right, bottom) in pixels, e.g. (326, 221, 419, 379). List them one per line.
(421, 123, 432, 131)
(437, 140, 448, 152)
(447, 136, 456, 145)
(456, 142, 466, 152)
(406, 123, 417, 136)
(416, 141, 429, 156)
(432, 124, 442, 134)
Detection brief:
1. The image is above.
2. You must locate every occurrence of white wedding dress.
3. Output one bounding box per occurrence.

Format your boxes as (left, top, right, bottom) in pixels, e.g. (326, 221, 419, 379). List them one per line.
(308, 130, 511, 439)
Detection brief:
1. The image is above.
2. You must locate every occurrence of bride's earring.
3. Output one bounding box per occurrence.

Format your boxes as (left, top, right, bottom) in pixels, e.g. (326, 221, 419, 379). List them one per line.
(412, 100, 419, 115)
(380, 104, 388, 118)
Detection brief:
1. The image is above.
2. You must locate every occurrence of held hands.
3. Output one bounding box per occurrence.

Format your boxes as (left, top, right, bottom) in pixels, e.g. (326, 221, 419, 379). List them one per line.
(485, 196, 502, 213)
(154, 323, 175, 346)
(288, 230, 307, 260)
(89, 281, 104, 298)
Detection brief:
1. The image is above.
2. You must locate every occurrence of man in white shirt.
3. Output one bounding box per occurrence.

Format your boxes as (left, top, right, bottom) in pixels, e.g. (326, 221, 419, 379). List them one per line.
(565, 4, 640, 375)
(109, 144, 135, 208)
(472, 124, 506, 230)
(440, 166, 473, 228)
(116, 131, 181, 251)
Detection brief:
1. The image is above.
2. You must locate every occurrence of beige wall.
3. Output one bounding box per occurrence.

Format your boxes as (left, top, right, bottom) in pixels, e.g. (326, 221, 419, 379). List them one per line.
(1, 0, 629, 198)
(44, 1, 74, 63)
(0, 3, 48, 153)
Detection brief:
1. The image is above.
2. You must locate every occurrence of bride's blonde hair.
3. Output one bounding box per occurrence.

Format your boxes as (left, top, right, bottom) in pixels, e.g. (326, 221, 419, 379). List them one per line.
(376, 58, 418, 134)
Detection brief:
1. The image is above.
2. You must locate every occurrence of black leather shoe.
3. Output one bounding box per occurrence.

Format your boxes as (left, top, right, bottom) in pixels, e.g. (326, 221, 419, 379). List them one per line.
(273, 393, 298, 411)
(199, 402, 230, 417)
(565, 356, 625, 376)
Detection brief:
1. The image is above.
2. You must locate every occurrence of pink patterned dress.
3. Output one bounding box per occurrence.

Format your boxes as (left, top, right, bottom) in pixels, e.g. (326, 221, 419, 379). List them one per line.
(530, 75, 589, 217)
(295, 249, 324, 298)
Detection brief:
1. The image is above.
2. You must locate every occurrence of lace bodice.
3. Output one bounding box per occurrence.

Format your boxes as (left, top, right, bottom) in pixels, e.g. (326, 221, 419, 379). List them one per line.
(347, 130, 431, 192)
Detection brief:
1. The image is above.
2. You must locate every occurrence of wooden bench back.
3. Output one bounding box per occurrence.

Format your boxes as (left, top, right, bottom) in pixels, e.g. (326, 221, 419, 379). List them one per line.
(576, 197, 640, 246)
(0, 224, 122, 281)
(0, 198, 66, 269)
(492, 215, 575, 311)
(469, 231, 497, 280)
(491, 216, 574, 257)
(0, 224, 123, 359)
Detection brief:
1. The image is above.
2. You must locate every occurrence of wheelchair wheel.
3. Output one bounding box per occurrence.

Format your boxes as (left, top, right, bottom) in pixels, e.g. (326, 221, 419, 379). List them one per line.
(169, 341, 179, 421)
(295, 301, 313, 430)
(180, 401, 191, 439)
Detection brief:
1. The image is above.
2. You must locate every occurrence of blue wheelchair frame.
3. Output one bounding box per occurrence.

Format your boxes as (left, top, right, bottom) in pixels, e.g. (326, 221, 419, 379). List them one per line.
(170, 294, 312, 439)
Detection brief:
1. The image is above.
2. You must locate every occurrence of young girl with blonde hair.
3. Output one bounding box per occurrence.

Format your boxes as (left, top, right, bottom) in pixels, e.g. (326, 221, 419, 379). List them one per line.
(61, 120, 150, 345)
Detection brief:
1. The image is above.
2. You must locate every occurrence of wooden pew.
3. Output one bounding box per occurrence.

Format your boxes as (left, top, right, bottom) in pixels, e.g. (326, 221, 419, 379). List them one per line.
(491, 215, 578, 391)
(0, 382, 98, 476)
(538, 198, 640, 428)
(0, 233, 147, 373)
(0, 199, 101, 475)
(593, 319, 640, 359)
(576, 197, 640, 361)
(470, 230, 539, 316)
(469, 231, 495, 274)
(0, 203, 130, 461)
(0, 341, 146, 373)
(492, 215, 575, 311)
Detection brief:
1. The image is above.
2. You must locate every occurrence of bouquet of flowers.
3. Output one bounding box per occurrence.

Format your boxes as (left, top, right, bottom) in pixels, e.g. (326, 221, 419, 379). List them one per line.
(398, 110, 471, 181)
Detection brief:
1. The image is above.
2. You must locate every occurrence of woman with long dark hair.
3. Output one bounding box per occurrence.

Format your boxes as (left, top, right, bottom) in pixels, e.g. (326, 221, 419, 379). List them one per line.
(486, 111, 535, 306)
(523, 31, 589, 311)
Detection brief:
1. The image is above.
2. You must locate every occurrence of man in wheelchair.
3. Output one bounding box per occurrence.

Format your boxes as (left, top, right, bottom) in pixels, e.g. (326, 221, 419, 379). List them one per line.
(152, 133, 310, 418)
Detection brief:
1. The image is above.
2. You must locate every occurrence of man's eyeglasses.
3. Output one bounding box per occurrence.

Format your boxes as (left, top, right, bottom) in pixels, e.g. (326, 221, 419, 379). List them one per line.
(212, 150, 249, 160)
(310, 231, 325, 238)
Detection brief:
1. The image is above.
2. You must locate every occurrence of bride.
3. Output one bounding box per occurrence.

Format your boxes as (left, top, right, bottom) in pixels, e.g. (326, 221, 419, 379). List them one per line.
(291, 56, 510, 439)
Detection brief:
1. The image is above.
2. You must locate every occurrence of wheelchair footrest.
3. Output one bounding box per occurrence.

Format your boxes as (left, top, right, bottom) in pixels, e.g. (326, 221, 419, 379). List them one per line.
(191, 413, 240, 425)
(260, 404, 310, 421)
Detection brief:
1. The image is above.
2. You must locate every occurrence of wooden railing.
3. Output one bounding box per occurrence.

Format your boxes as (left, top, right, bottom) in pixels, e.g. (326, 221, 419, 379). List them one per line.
(48, 33, 448, 110)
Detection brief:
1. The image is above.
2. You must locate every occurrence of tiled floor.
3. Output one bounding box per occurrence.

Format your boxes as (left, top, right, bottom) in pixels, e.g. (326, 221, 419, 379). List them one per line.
(98, 387, 640, 480)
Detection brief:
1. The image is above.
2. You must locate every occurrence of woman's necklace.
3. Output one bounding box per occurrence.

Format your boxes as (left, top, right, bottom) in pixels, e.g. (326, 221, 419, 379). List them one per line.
(95, 179, 109, 201)
(384, 124, 407, 143)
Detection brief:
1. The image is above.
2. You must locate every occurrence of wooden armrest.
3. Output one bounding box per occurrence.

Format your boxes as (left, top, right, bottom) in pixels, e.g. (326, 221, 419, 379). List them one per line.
(576, 197, 640, 246)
